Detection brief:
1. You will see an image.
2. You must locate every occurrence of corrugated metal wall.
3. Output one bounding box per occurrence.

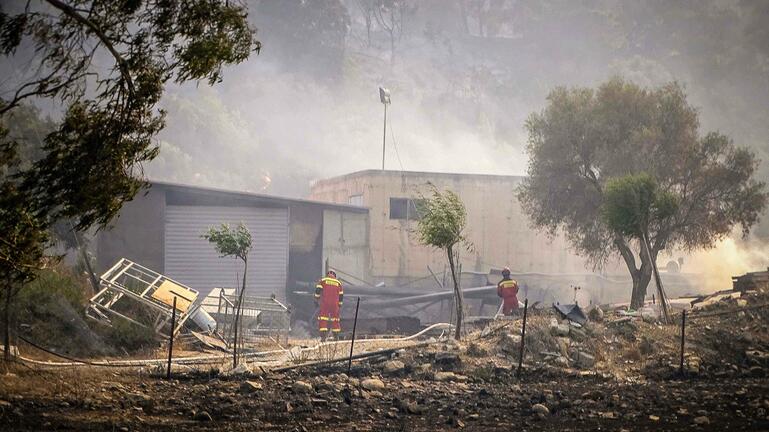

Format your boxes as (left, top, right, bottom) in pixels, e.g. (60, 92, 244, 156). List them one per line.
(164, 205, 289, 300)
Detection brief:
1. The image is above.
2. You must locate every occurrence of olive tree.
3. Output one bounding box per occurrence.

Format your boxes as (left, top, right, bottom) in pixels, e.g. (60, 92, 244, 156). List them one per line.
(417, 186, 471, 340)
(602, 173, 678, 321)
(202, 222, 252, 367)
(519, 77, 767, 309)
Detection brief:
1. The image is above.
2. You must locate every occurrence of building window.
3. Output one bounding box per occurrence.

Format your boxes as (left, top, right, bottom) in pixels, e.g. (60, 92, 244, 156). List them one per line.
(348, 194, 364, 206)
(389, 198, 425, 220)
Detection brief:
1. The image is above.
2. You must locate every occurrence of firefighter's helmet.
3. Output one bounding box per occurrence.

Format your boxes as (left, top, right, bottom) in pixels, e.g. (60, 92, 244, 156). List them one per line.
(327, 270, 337, 278)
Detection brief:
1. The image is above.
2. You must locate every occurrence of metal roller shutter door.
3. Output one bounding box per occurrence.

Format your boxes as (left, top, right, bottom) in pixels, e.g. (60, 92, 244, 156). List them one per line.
(164, 205, 289, 300)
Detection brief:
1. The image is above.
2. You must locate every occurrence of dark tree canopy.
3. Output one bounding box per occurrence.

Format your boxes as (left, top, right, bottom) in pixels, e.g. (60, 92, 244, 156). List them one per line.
(1, 0, 258, 231)
(519, 77, 768, 308)
(0, 0, 259, 357)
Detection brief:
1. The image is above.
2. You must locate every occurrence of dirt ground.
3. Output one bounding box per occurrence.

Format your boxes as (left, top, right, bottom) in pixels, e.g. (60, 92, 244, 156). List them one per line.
(1, 365, 768, 431)
(3, 291, 769, 431)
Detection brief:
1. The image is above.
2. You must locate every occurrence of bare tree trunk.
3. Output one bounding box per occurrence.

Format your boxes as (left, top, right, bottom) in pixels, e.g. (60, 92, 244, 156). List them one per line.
(629, 264, 652, 310)
(642, 232, 671, 323)
(447, 248, 463, 340)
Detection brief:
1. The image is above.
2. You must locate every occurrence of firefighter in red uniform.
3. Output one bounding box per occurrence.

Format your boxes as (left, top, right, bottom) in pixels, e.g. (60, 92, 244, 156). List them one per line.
(497, 267, 519, 316)
(315, 270, 343, 340)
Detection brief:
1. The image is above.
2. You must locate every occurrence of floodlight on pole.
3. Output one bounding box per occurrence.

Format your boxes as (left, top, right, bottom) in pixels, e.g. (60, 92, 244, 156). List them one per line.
(379, 87, 391, 170)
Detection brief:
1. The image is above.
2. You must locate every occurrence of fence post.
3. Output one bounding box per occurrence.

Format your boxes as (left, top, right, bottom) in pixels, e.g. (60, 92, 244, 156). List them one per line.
(516, 298, 529, 378)
(166, 296, 177, 380)
(347, 297, 361, 375)
(679, 309, 686, 376)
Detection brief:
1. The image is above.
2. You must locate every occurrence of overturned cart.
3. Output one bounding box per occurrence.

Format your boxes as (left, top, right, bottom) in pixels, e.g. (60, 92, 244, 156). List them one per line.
(86, 258, 209, 338)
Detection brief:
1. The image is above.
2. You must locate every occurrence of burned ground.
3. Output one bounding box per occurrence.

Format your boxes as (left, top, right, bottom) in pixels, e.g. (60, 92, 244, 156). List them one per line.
(2, 291, 769, 431)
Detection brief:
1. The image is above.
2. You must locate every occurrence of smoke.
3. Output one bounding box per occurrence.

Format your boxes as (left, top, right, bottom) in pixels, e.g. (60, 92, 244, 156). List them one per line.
(683, 236, 769, 293)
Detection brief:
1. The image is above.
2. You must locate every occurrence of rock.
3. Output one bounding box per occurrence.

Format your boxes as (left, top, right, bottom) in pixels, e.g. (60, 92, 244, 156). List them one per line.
(737, 299, 748, 308)
(434, 371, 464, 382)
(532, 403, 550, 416)
(639, 306, 660, 323)
(639, 336, 656, 355)
(434, 351, 461, 370)
(571, 351, 595, 368)
(569, 326, 588, 341)
(382, 360, 405, 375)
(361, 378, 385, 392)
(550, 320, 570, 337)
(649, 415, 660, 421)
(292, 381, 314, 394)
(588, 306, 604, 322)
(193, 411, 213, 421)
(240, 380, 263, 393)
(229, 363, 252, 375)
(499, 333, 521, 353)
(693, 416, 710, 425)
(748, 366, 765, 378)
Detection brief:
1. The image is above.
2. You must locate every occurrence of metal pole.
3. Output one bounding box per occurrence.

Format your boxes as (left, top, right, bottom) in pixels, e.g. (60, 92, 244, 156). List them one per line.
(679, 309, 686, 376)
(382, 103, 387, 170)
(166, 296, 177, 380)
(347, 297, 361, 375)
(516, 298, 529, 378)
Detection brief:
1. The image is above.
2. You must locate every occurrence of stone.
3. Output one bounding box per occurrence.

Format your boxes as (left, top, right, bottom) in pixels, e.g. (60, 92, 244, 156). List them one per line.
(532, 403, 550, 416)
(499, 333, 522, 354)
(588, 306, 604, 322)
(434, 351, 461, 370)
(361, 378, 385, 392)
(571, 351, 595, 368)
(229, 363, 252, 375)
(550, 320, 570, 337)
(693, 416, 710, 425)
(737, 299, 748, 308)
(292, 381, 314, 394)
(382, 360, 405, 375)
(240, 380, 263, 393)
(649, 415, 660, 421)
(569, 326, 588, 341)
(433, 371, 460, 382)
(194, 411, 213, 422)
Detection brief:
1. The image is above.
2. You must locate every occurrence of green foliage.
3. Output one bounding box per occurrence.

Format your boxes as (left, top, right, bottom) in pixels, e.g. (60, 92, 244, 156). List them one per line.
(602, 173, 678, 238)
(16, 267, 85, 313)
(519, 77, 768, 307)
(104, 317, 158, 353)
(0, 0, 259, 314)
(519, 77, 767, 266)
(202, 223, 253, 261)
(416, 187, 468, 251)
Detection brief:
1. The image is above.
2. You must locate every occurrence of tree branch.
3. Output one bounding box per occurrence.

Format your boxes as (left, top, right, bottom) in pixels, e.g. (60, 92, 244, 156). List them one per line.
(44, 0, 135, 95)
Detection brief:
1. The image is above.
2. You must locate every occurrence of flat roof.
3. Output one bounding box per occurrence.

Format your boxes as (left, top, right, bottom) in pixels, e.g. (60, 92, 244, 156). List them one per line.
(150, 180, 368, 213)
(312, 169, 525, 186)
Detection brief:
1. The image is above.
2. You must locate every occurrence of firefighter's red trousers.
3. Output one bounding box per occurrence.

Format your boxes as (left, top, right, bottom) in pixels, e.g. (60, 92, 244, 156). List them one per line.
(318, 301, 341, 333)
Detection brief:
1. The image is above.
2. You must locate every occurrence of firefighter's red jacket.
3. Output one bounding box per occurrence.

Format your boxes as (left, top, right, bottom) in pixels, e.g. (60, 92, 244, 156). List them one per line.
(497, 278, 519, 315)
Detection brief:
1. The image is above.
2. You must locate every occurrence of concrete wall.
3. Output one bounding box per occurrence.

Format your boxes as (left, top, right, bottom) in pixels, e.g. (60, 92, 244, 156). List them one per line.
(310, 170, 598, 283)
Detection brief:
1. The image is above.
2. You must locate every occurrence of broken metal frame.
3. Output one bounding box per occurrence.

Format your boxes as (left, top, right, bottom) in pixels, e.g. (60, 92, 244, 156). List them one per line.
(86, 258, 201, 338)
(216, 290, 290, 347)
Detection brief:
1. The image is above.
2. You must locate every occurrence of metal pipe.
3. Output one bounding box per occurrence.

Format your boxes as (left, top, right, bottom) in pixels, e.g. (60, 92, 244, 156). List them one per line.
(347, 297, 361, 375)
(517, 298, 529, 378)
(679, 309, 686, 376)
(166, 296, 177, 379)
